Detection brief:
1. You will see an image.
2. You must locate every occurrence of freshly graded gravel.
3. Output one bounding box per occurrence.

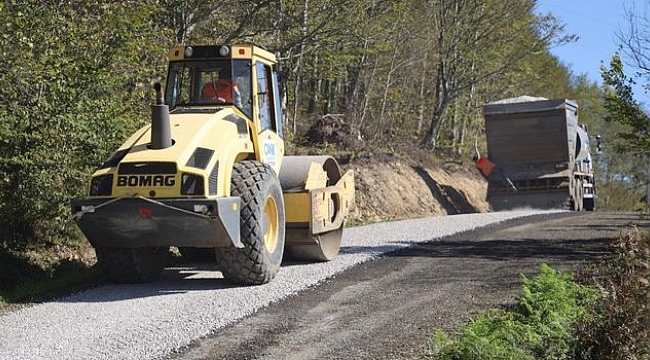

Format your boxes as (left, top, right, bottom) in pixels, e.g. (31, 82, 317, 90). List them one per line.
(0, 210, 557, 360)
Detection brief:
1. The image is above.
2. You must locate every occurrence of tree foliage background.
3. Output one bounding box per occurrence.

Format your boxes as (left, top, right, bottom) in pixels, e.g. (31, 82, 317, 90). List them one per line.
(596, 2, 650, 213)
(0, 0, 637, 253)
(0, 1, 170, 252)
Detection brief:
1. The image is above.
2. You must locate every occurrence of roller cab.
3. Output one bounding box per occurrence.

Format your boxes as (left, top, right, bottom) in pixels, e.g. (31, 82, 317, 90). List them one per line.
(70, 44, 355, 285)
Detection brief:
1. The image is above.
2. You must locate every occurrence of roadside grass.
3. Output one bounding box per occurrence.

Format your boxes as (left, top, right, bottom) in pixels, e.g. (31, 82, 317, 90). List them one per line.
(1, 267, 102, 306)
(0, 247, 188, 308)
(424, 223, 650, 360)
(574, 224, 650, 359)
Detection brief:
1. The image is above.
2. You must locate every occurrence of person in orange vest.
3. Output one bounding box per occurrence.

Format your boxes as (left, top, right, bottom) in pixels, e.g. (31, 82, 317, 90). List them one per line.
(201, 78, 241, 107)
(202, 78, 234, 102)
(473, 154, 517, 191)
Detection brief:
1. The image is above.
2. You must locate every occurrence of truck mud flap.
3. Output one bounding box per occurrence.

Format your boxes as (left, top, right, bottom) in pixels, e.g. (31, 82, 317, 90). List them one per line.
(70, 195, 242, 248)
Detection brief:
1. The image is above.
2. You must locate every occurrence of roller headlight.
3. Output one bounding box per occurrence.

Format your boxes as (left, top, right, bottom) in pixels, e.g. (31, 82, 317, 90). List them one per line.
(89, 174, 113, 196)
(181, 173, 205, 196)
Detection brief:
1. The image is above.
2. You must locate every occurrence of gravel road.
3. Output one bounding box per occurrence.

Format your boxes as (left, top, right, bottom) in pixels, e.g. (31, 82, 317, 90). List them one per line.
(169, 211, 647, 360)
(0, 210, 561, 360)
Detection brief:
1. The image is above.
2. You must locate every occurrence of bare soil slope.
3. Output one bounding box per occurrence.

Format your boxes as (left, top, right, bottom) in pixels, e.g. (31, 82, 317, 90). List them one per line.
(346, 153, 490, 224)
(299, 115, 490, 223)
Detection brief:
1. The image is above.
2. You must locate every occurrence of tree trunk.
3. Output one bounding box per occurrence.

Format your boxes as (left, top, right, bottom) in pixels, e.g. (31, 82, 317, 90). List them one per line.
(422, 57, 449, 150)
(374, 44, 400, 140)
(417, 50, 429, 135)
(359, 57, 379, 135)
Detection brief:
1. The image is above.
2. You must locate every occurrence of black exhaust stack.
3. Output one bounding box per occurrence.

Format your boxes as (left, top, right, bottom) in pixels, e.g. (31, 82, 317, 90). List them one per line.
(150, 83, 172, 149)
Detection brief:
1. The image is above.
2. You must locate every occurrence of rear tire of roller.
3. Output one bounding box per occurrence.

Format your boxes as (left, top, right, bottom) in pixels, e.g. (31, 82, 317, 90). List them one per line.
(95, 247, 169, 283)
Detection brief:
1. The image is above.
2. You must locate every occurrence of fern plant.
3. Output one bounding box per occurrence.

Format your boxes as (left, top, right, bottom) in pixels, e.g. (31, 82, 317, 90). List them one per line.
(429, 264, 597, 360)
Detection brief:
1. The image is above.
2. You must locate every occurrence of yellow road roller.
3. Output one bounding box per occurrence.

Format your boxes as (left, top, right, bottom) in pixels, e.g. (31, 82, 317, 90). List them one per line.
(70, 44, 355, 285)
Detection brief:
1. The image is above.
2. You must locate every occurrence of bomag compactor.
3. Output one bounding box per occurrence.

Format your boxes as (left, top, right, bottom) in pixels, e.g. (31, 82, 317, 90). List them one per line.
(70, 44, 355, 285)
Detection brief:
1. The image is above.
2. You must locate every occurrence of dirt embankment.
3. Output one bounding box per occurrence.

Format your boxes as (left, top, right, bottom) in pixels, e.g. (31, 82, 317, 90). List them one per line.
(347, 154, 490, 224)
(300, 114, 491, 223)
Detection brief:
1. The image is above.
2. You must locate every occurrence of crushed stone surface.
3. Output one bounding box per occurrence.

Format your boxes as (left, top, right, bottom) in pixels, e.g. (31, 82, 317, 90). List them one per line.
(0, 210, 558, 360)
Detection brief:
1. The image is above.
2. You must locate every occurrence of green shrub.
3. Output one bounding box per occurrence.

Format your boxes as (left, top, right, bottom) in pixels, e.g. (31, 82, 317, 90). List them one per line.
(514, 264, 598, 358)
(430, 264, 597, 360)
(0, 2, 167, 251)
(434, 310, 536, 360)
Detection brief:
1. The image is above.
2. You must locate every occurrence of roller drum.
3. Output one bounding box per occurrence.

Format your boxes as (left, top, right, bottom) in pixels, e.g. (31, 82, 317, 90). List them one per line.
(279, 155, 346, 261)
(278, 155, 342, 190)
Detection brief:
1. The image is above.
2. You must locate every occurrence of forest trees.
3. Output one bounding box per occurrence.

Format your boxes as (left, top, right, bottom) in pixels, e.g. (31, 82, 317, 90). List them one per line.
(0, 0, 591, 251)
(602, 2, 650, 155)
(0, 1, 168, 250)
(596, 2, 650, 212)
(417, 0, 573, 151)
(601, 55, 650, 153)
(172, 0, 575, 153)
(276, 0, 574, 154)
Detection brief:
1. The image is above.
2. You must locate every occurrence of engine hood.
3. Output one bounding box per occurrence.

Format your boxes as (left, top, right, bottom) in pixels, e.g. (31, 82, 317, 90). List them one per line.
(104, 107, 251, 167)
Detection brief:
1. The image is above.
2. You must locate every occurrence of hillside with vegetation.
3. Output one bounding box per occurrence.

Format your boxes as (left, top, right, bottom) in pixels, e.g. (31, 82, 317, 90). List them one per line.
(1, 1, 650, 300)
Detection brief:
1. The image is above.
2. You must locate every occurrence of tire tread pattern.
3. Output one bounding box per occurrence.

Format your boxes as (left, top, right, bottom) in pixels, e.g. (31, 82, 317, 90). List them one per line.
(215, 161, 285, 285)
(96, 247, 169, 283)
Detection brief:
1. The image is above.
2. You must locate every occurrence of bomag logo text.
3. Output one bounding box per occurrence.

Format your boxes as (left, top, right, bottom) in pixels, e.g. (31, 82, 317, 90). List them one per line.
(117, 175, 176, 187)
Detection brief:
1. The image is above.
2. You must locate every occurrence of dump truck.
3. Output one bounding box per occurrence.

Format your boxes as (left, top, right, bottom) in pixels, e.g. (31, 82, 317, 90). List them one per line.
(69, 44, 355, 285)
(479, 96, 596, 211)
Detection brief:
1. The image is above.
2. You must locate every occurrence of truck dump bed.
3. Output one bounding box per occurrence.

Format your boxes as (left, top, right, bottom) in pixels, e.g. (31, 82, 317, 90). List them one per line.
(482, 98, 578, 210)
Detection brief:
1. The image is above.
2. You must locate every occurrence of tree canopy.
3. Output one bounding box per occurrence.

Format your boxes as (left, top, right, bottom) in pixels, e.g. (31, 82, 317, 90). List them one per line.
(0, 0, 626, 251)
(596, 3, 650, 212)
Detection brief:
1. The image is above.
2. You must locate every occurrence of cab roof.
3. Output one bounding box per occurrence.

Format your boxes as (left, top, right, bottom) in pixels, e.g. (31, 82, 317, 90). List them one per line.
(168, 44, 276, 64)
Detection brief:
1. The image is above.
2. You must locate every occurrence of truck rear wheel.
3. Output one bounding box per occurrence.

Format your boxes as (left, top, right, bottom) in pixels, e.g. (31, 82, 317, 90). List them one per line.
(95, 247, 169, 283)
(215, 161, 285, 285)
(574, 181, 584, 211)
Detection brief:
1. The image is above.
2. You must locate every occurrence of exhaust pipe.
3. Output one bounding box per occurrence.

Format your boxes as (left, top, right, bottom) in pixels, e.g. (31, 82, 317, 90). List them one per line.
(150, 83, 172, 149)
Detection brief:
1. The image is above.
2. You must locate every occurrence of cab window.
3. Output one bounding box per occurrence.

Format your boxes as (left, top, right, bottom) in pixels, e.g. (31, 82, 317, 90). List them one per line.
(233, 60, 253, 118)
(165, 60, 236, 108)
(256, 62, 275, 132)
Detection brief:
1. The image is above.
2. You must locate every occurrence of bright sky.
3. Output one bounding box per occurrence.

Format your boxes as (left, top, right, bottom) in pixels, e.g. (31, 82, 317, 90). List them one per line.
(535, 0, 650, 105)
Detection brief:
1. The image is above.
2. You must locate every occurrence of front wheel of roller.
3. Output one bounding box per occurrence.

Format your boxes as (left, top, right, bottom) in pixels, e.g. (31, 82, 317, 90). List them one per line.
(286, 226, 343, 262)
(95, 247, 169, 283)
(215, 161, 285, 285)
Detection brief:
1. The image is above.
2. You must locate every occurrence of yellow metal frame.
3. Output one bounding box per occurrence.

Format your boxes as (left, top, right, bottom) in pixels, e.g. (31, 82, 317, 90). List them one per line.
(284, 170, 355, 234)
(86, 43, 355, 245)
